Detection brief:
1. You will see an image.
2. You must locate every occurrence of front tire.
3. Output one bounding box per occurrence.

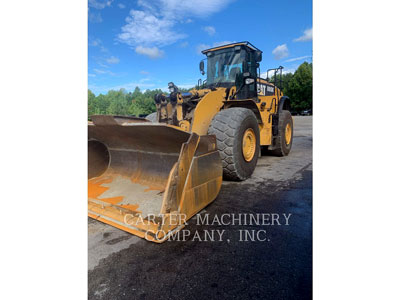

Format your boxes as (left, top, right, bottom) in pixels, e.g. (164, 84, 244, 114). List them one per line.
(208, 108, 260, 181)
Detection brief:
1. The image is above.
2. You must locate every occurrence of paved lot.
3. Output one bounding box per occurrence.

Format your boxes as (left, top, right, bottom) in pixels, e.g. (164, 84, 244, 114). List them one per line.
(88, 116, 312, 300)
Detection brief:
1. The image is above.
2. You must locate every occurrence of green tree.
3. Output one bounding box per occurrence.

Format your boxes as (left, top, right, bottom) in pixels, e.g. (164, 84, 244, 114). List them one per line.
(128, 93, 156, 116)
(285, 62, 313, 112)
(268, 73, 293, 91)
(106, 89, 130, 115)
(88, 89, 96, 118)
(95, 94, 110, 114)
(87, 68, 312, 117)
(128, 87, 165, 116)
(132, 86, 142, 99)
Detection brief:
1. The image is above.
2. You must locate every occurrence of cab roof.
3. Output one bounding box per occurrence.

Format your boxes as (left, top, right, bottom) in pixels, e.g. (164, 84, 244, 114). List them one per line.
(201, 41, 262, 54)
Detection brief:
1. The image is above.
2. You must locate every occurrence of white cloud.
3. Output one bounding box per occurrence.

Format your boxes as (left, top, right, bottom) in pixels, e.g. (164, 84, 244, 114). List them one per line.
(89, 12, 103, 23)
(89, 0, 114, 9)
(118, 3, 125, 9)
(88, 73, 96, 77)
(272, 44, 289, 60)
(179, 41, 189, 48)
(89, 38, 108, 52)
(135, 46, 164, 59)
(154, 0, 233, 18)
(97, 62, 109, 68)
(284, 55, 311, 63)
(118, 10, 186, 47)
(106, 56, 120, 64)
(203, 26, 216, 36)
(196, 43, 211, 54)
(137, 0, 156, 12)
(140, 70, 150, 75)
(89, 38, 101, 47)
(118, 0, 233, 54)
(93, 68, 107, 74)
(294, 28, 312, 42)
(93, 68, 115, 76)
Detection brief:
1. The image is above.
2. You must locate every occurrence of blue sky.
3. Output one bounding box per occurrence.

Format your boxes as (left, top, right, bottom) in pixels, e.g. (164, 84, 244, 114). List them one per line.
(88, 0, 312, 95)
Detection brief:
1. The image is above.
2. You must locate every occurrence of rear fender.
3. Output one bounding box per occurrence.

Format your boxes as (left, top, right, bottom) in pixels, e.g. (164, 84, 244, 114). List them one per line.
(277, 96, 291, 112)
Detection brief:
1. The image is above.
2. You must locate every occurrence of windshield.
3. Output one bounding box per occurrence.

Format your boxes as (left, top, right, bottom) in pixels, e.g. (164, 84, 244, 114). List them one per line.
(206, 49, 247, 86)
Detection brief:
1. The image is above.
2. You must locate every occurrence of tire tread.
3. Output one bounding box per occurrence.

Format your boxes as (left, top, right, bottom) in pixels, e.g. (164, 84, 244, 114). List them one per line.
(208, 108, 259, 181)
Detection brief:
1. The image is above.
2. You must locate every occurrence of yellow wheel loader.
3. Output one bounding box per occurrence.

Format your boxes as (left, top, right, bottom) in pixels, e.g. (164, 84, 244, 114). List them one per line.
(88, 42, 293, 242)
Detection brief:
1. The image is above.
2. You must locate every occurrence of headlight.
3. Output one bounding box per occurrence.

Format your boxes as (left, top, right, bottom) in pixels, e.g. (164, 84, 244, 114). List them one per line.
(245, 78, 255, 85)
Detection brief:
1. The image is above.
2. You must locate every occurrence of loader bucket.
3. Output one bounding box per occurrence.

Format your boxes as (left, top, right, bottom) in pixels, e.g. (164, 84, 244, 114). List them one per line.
(88, 115, 222, 243)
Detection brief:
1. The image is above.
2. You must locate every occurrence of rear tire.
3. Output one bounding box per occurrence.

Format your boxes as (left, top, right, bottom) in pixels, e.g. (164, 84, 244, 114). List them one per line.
(270, 110, 293, 156)
(208, 108, 260, 181)
(145, 112, 157, 122)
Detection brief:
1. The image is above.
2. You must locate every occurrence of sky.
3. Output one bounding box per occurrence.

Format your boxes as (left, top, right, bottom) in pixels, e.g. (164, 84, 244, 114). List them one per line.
(88, 0, 312, 95)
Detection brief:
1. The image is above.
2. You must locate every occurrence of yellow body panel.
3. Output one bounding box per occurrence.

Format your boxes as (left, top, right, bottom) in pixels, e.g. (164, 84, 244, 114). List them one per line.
(182, 85, 283, 146)
(190, 88, 227, 135)
(257, 81, 283, 145)
(256, 94, 278, 146)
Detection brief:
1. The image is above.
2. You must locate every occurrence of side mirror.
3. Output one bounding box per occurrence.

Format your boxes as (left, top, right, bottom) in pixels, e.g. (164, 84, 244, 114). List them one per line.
(199, 61, 205, 75)
(255, 51, 262, 62)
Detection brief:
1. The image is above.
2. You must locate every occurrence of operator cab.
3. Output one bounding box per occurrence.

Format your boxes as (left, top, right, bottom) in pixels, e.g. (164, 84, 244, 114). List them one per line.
(199, 41, 262, 100)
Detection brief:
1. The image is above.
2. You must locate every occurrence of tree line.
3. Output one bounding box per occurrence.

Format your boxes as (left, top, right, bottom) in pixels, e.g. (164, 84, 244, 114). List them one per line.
(268, 62, 312, 113)
(88, 62, 312, 118)
(88, 87, 159, 118)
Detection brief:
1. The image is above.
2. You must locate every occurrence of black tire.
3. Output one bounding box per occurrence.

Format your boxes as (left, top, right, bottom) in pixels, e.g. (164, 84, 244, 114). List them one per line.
(208, 108, 260, 181)
(270, 110, 293, 156)
(145, 112, 157, 122)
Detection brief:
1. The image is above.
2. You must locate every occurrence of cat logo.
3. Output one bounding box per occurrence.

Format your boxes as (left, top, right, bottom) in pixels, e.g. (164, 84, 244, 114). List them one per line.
(257, 83, 275, 96)
(257, 83, 266, 95)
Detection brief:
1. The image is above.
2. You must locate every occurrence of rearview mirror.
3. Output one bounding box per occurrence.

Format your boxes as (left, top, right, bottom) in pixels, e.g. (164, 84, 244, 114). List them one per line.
(255, 51, 262, 62)
(199, 61, 205, 75)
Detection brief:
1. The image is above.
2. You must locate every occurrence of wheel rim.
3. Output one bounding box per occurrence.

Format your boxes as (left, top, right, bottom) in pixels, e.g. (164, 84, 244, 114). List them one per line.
(242, 128, 256, 162)
(285, 123, 292, 145)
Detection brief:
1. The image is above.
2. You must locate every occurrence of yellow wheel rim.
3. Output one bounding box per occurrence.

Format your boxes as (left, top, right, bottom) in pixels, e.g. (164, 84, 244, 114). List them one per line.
(242, 128, 256, 162)
(285, 123, 292, 145)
